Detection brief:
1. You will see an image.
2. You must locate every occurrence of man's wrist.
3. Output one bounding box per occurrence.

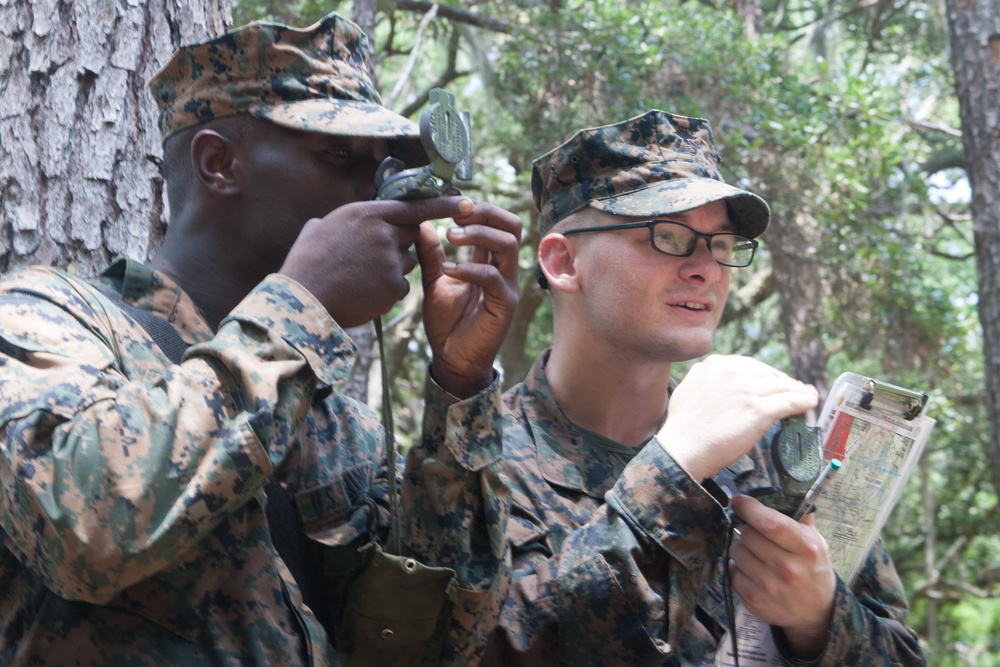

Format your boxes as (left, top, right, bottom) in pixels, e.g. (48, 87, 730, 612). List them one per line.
(429, 359, 495, 399)
(774, 609, 834, 662)
(658, 437, 713, 482)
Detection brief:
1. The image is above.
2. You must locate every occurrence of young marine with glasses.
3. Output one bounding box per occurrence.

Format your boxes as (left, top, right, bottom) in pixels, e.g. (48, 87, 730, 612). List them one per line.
(481, 110, 926, 666)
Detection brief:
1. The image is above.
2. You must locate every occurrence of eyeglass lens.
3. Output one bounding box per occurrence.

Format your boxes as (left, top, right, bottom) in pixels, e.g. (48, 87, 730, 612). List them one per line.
(651, 222, 755, 266)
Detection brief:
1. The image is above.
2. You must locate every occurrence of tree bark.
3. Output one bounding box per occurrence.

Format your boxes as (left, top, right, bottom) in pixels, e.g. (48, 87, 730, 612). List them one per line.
(0, 0, 231, 277)
(352, 0, 376, 39)
(352, 0, 377, 93)
(765, 207, 830, 402)
(733, 0, 764, 38)
(945, 0, 1000, 497)
(499, 257, 546, 391)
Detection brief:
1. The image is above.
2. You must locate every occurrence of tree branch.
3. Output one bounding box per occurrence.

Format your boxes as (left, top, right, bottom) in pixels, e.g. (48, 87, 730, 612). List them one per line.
(398, 29, 467, 118)
(391, 1, 511, 33)
(906, 118, 962, 137)
(923, 149, 967, 175)
(386, 3, 439, 108)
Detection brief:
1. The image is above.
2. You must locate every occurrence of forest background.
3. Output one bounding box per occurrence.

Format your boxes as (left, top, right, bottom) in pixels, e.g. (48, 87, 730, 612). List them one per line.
(1, 0, 998, 663)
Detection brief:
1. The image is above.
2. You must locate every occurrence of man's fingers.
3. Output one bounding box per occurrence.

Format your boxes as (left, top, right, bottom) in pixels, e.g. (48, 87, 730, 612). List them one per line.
(729, 537, 766, 583)
(440, 261, 514, 301)
(415, 222, 447, 283)
(733, 494, 813, 553)
(366, 196, 476, 227)
(400, 249, 419, 276)
(446, 226, 516, 263)
(453, 201, 523, 237)
(445, 224, 519, 277)
(758, 392, 820, 427)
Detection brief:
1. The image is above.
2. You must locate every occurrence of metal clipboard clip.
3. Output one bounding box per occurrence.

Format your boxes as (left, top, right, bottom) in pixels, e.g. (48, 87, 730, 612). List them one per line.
(858, 378, 928, 420)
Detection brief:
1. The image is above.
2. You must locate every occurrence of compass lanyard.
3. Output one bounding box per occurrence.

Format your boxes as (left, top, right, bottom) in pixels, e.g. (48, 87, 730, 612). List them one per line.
(374, 316, 402, 555)
(722, 511, 741, 667)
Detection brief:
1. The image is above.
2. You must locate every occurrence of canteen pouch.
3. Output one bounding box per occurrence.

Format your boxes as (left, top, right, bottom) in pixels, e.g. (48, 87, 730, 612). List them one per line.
(341, 542, 457, 667)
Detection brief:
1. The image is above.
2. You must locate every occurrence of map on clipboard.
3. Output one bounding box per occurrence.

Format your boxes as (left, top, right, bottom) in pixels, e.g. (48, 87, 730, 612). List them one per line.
(810, 373, 935, 584)
(715, 372, 936, 667)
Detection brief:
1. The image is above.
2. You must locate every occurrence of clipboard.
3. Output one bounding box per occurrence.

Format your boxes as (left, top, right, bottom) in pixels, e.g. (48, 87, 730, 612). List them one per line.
(715, 373, 936, 667)
(811, 372, 935, 584)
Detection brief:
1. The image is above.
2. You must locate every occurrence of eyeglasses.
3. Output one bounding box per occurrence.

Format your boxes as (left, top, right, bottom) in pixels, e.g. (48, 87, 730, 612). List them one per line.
(560, 219, 758, 268)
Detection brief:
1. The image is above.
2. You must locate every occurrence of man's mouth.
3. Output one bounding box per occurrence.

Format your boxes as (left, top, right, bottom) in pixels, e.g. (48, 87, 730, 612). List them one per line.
(676, 301, 710, 311)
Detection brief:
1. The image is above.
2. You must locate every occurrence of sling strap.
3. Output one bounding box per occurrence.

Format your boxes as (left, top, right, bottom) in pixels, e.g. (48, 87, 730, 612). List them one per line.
(96, 285, 329, 627)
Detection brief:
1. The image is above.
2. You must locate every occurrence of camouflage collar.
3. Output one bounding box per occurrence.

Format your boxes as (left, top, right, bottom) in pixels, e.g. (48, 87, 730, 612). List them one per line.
(519, 349, 759, 496)
(519, 350, 641, 499)
(100, 258, 215, 346)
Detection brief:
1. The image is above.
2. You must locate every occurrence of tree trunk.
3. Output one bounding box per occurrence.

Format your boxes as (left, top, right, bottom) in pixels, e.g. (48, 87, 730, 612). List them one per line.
(352, 0, 377, 92)
(352, 0, 376, 43)
(733, 0, 764, 38)
(761, 205, 830, 402)
(0, 0, 231, 277)
(499, 266, 546, 391)
(945, 0, 1000, 497)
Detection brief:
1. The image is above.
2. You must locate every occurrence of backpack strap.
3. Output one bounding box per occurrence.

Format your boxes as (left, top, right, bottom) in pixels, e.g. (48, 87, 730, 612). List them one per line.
(96, 286, 189, 364)
(95, 285, 329, 628)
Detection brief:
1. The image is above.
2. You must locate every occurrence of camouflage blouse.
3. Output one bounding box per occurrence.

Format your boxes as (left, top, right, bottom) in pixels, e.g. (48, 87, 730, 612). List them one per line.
(0, 258, 508, 666)
(482, 350, 925, 666)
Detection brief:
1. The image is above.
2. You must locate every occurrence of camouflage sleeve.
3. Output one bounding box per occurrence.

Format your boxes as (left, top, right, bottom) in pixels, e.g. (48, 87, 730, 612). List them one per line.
(402, 371, 511, 666)
(0, 268, 353, 605)
(487, 440, 728, 665)
(772, 538, 926, 666)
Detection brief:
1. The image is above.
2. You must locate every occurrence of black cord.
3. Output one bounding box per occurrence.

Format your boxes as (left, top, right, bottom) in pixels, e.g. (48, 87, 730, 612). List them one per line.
(723, 518, 740, 667)
(374, 316, 401, 555)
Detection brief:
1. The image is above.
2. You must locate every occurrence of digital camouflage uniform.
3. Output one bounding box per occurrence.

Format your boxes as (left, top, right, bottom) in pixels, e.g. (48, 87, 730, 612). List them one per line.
(0, 258, 507, 666)
(485, 352, 924, 666)
(480, 112, 926, 666)
(0, 13, 507, 667)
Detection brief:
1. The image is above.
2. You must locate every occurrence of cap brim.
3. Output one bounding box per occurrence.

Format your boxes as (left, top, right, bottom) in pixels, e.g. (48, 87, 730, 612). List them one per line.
(589, 178, 770, 238)
(251, 98, 426, 166)
(251, 98, 421, 140)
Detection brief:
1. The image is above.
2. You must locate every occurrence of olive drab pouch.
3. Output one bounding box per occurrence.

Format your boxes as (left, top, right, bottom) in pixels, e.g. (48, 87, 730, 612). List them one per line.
(337, 332, 458, 667)
(341, 541, 457, 667)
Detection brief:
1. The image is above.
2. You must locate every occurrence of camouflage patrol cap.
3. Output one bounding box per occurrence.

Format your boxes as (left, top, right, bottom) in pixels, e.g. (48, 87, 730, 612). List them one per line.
(531, 110, 770, 238)
(148, 12, 420, 144)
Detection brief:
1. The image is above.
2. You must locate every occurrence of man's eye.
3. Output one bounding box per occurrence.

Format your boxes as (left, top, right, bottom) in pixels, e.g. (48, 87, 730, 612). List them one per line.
(325, 148, 351, 159)
(656, 232, 687, 249)
(712, 237, 736, 252)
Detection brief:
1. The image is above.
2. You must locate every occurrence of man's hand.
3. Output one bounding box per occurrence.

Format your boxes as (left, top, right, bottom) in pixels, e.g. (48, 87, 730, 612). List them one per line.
(657, 355, 819, 480)
(729, 494, 837, 659)
(416, 201, 521, 398)
(279, 198, 478, 328)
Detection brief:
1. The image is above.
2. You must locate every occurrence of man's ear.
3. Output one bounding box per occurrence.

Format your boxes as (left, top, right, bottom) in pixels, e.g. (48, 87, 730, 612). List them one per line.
(538, 234, 582, 294)
(190, 129, 240, 197)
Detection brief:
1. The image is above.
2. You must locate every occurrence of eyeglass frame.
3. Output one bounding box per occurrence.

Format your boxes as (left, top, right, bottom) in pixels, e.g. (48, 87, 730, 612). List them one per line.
(559, 219, 759, 268)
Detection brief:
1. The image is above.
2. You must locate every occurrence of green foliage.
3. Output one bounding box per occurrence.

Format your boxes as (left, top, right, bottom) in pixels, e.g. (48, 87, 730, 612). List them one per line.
(232, 0, 343, 25)
(913, 597, 1000, 666)
(491, 2, 750, 163)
